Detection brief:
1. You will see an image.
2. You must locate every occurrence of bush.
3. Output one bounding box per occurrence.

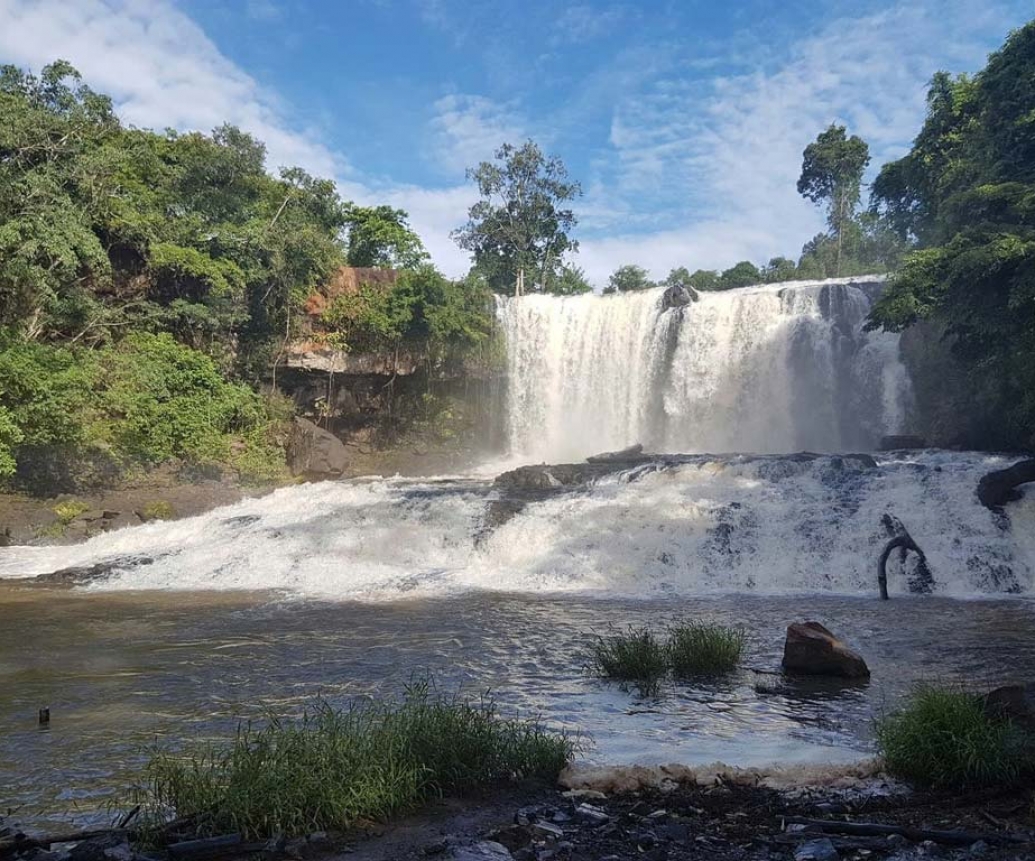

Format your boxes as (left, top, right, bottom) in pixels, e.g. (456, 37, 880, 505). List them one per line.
(135, 681, 575, 839)
(668, 623, 744, 676)
(141, 500, 175, 521)
(52, 498, 89, 524)
(589, 626, 668, 684)
(875, 685, 1033, 788)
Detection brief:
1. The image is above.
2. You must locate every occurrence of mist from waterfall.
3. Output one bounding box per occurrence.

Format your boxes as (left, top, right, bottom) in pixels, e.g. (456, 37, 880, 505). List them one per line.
(496, 276, 912, 462)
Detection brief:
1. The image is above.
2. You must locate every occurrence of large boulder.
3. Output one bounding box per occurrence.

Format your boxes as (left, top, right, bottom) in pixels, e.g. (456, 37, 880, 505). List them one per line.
(782, 621, 870, 679)
(662, 282, 698, 310)
(586, 443, 644, 463)
(981, 683, 1035, 729)
(287, 417, 348, 480)
(976, 458, 1035, 510)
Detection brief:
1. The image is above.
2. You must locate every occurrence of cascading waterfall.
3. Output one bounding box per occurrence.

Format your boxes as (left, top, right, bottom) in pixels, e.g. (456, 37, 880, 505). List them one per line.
(496, 276, 913, 462)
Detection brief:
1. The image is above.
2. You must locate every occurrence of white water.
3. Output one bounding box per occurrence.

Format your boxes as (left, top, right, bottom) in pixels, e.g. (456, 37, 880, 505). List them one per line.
(497, 276, 913, 462)
(2, 452, 1032, 600)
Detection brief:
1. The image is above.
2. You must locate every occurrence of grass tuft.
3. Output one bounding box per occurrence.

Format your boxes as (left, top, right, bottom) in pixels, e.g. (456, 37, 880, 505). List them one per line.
(875, 685, 1033, 789)
(667, 623, 745, 676)
(134, 680, 575, 839)
(588, 626, 669, 685)
(52, 498, 89, 524)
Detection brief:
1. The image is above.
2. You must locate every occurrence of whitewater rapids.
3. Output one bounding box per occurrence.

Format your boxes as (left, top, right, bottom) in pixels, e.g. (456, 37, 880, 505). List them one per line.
(1, 451, 1032, 600)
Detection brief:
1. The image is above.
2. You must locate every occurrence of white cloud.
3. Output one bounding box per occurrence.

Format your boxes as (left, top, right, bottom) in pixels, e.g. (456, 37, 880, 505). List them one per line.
(573, 0, 1027, 286)
(551, 3, 628, 46)
(427, 93, 527, 175)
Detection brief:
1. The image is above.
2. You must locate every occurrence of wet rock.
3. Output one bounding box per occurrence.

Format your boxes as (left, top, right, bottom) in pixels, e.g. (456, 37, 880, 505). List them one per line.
(286, 417, 348, 480)
(530, 822, 563, 841)
(794, 838, 839, 861)
(36, 555, 154, 585)
(879, 435, 926, 450)
(782, 621, 870, 679)
(449, 842, 513, 861)
(574, 803, 610, 826)
(976, 458, 1035, 510)
(981, 683, 1035, 729)
(662, 282, 698, 310)
(586, 443, 645, 463)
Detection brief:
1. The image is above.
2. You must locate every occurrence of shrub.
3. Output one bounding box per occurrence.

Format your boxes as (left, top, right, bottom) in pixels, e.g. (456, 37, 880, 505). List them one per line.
(875, 685, 1033, 788)
(667, 623, 745, 676)
(589, 626, 668, 684)
(52, 498, 89, 524)
(135, 681, 575, 839)
(141, 500, 176, 521)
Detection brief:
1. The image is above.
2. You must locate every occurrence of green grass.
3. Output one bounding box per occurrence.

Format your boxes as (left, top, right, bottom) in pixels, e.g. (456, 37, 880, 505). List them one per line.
(588, 626, 669, 684)
(134, 681, 575, 840)
(875, 685, 1033, 789)
(141, 500, 176, 521)
(667, 623, 745, 676)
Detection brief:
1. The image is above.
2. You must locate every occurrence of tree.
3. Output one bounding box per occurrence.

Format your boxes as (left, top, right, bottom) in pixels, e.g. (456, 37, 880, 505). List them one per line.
(546, 263, 593, 295)
(867, 21, 1035, 449)
(761, 257, 798, 283)
(344, 205, 429, 269)
(687, 269, 720, 291)
(452, 141, 581, 296)
(797, 125, 871, 276)
(603, 264, 654, 294)
(718, 261, 761, 290)
(663, 267, 691, 287)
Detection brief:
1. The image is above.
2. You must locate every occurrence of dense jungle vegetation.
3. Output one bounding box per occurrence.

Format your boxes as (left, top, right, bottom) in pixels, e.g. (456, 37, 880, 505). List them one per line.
(1, 19, 1033, 485)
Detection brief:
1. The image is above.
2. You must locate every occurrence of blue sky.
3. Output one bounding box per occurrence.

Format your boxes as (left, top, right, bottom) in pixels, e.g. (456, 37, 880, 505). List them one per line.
(1, 0, 1031, 286)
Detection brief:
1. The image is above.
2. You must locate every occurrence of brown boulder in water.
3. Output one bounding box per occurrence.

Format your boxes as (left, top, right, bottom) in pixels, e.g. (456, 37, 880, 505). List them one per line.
(782, 621, 870, 679)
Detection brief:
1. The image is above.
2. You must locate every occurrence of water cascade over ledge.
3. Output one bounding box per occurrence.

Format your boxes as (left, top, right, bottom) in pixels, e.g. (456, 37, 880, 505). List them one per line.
(496, 276, 912, 462)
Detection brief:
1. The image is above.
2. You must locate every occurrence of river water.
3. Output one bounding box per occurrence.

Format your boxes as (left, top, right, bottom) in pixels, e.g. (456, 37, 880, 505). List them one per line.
(3, 279, 1034, 827)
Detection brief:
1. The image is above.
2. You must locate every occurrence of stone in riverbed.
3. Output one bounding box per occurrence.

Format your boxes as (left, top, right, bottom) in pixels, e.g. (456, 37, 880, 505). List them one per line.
(981, 683, 1035, 729)
(449, 842, 513, 861)
(286, 417, 348, 479)
(794, 838, 839, 861)
(782, 621, 870, 679)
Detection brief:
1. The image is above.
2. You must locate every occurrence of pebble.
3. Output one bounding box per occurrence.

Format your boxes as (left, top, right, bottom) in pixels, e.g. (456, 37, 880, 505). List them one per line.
(450, 841, 514, 861)
(794, 837, 839, 861)
(968, 840, 990, 856)
(574, 803, 609, 826)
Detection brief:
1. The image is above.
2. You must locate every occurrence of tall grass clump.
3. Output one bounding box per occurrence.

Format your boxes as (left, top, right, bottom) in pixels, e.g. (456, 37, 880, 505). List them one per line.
(136, 680, 575, 839)
(588, 626, 668, 685)
(875, 685, 1033, 789)
(667, 623, 745, 676)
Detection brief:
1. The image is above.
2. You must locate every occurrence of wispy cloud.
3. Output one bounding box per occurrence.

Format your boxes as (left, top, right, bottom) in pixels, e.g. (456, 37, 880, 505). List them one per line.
(574, 0, 1028, 286)
(427, 94, 528, 175)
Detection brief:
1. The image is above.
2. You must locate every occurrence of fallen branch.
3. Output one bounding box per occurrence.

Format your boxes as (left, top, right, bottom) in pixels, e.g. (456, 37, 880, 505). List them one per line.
(167, 834, 242, 859)
(782, 816, 1028, 846)
(0, 828, 129, 855)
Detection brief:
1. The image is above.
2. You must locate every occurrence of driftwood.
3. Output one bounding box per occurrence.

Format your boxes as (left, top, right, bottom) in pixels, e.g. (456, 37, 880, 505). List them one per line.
(877, 514, 930, 600)
(977, 458, 1035, 510)
(0, 828, 129, 855)
(166, 835, 242, 859)
(782, 816, 1029, 846)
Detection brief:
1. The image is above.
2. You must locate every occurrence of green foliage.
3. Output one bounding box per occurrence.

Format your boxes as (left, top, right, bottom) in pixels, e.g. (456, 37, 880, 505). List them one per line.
(0, 405, 20, 476)
(344, 205, 429, 270)
(546, 263, 593, 295)
(718, 260, 762, 289)
(687, 269, 721, 291)
(141, 500, 176, 521)
(136, 681, 575, 839)
(761, 257, 799, 283)
(453, 140, 581, 295)
(320, 266, 494, 361)
(663, 267, 692, 288)
(0, 330, 285, 479)
(603, 264, 655, 294)
(667, 623, 744, 676)
(589, 626, 668, 684)
(52, 498, 89, 524)
(798, 124, 871, 276)
(868, 22, 1035, 448)
(875, 686, 1033, 789)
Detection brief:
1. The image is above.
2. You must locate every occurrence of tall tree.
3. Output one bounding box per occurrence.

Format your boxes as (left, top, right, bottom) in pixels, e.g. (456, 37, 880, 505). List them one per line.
(868, 21, 1035, 449)
(797, 125, 871, 276)
(718, 261, 762, 290)
(452, 141, 581, 296)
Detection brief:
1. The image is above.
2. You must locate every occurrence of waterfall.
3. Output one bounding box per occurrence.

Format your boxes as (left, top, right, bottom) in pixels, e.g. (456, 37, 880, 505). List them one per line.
(496, 276, 913, 462)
